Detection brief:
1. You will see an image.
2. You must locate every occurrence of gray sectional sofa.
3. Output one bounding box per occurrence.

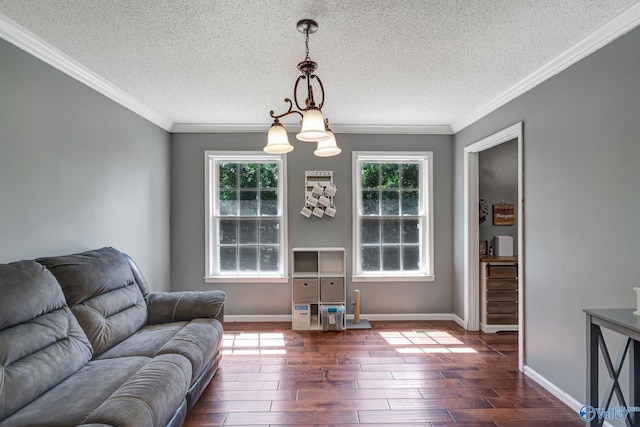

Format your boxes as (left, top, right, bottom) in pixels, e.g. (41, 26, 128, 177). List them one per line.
(0, 247, 226, 427)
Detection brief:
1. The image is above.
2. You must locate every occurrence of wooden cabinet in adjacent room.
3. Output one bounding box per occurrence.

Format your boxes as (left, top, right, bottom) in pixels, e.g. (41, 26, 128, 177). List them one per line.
(480, 256, 518, 333)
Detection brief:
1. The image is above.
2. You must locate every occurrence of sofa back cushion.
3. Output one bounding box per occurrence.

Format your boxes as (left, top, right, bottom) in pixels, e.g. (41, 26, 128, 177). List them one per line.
(0, 260, 93, 420)
(37, 247, 148, 356)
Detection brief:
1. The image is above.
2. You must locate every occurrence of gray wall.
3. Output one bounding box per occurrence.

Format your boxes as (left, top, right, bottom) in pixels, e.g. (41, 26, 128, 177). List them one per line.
(171, 133, 453, 316)
(453, 26, 640, 402)
(0, 39, 171, 291)
(479, 139, 518, 252)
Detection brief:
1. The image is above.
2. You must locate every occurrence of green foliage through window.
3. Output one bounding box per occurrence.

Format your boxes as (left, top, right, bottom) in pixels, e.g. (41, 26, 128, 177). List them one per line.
(218, 162, 280, 217)
(212, 157, 283, 275)
(360, 161, 420, 216)
(357, 156, 427, 274)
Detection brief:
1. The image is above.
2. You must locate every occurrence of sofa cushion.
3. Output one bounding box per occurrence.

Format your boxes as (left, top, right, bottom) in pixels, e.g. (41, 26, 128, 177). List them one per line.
(97, 322, 186, 358)
(83, 354, 191, 427)
(0, 260, 92, 421)
(37, 247, 148, 356)
(97, 319, 223, 384)
(0, 355, 191, 427)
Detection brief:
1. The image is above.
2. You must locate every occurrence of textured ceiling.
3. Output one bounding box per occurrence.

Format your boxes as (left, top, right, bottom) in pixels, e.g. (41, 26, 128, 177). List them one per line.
(1, 1, 639, 132)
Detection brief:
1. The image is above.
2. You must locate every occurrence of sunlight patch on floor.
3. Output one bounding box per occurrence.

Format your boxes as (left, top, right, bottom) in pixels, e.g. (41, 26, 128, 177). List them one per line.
(378, 330, 477, 354)
(222, 332, 287, 356)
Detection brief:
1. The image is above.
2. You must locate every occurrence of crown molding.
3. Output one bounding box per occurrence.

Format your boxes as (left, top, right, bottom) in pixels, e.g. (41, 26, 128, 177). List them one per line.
(171, 123, 268, 133)
(0, 12, 173, 131)
(171, 122, 453, 134)
(329, 124, 453, 135)
(452, 2, 640, 133)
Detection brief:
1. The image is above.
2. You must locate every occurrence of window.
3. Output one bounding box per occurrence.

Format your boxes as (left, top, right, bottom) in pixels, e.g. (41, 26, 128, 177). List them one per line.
(352, 152, 434, 281)
(205, 152, 287, 282)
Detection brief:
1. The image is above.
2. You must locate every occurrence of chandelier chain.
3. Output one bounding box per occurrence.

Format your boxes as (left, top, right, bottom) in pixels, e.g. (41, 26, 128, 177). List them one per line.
(305, 30, 310, 60)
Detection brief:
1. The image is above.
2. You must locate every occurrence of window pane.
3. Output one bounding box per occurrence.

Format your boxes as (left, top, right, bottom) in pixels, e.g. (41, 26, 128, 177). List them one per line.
(239, 190, 258, 215)
(259, 219, 279, 244)
(239, 247, 258, 271)
(353, 153, 430, 277)
(401, 190, 419, 215)
(382, 246, 400, 271)
(362, 247, 380, 271)
(260, 163, 278, 189)
(260, 247, 279, 271)
(239, 219, 258, 244)
(362, 219, 380, 244)
(362, 191, 379, 215)
(218, 162, 237, 190)
(382, 219, 400, 243)
(381, 164, 399, 188)
(402, 219, 420, 244)
(239, 163, 258, 188)
(220, 247, 237, 272)
(219, 219, 237, 244)
(381, 191, 399, 215)
(260, 190, 278, 216)
(401, 163, 419, 189)
(208, 154, 285, 279)
(403, 246, 420, 271)
(219, 191, 238, 216)
(361, 163, 380, 189)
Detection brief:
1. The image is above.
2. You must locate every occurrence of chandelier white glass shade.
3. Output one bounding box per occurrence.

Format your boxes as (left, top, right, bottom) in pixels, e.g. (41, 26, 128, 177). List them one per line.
(314, 123, 341, 157)
(264, 19, 341, 157)
(296, 108, 328, 142)
(264, 120, 293, 154)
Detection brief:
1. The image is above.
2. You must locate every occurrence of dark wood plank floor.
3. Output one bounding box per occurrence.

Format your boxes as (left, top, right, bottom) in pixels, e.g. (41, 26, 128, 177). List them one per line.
(182, 321, 581, 426)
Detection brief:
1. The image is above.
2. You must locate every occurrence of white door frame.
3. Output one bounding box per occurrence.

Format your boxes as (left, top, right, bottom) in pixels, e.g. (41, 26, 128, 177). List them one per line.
(463, 122, 524, 371)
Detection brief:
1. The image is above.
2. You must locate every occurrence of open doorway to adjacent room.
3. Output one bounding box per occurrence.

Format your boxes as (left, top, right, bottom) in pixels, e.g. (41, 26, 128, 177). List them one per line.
(463, 122, 524, 371)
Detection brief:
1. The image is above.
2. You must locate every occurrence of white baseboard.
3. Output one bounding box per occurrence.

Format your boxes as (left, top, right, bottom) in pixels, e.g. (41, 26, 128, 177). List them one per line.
(453, 314, 467, 329)
(225, 314, 292, 322)
(358, 313, 454, 321)
(525, 366, 619, 425)
(225, 313, 455, 323)
(480, 323, 518, 333)
(523, 365, 582, 413)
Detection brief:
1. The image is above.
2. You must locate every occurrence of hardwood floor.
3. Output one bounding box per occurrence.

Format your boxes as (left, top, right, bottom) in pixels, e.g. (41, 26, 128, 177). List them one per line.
(182, 321, 581, 426)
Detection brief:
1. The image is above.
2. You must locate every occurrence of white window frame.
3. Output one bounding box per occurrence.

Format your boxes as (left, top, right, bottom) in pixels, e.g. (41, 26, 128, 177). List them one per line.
(352, 151, 434, 282)
(204, 151, 288, 283)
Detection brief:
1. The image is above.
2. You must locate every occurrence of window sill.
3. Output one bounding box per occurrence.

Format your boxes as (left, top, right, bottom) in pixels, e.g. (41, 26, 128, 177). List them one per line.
(204, 276, 289, 284)
(352, 274, 435, 283)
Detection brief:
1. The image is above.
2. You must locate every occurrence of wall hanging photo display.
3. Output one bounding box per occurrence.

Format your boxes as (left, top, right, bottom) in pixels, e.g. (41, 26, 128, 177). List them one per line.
(301, 171, 336, 218)
(493, 203, 514, 226)
(479, 240, 488, 256)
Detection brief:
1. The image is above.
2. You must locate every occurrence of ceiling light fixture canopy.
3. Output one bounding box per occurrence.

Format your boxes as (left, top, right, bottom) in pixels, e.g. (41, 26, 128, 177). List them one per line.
(264, 19, 340, 157)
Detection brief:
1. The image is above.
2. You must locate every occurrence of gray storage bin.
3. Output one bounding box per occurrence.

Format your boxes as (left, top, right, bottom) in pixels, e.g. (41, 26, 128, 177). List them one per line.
(320, 277, 344, 302)
(321, 305, 345, 331)
(293, 278, 318, 303)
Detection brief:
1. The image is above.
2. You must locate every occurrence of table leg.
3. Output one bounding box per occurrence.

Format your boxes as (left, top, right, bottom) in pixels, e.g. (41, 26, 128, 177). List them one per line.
(630, 339, 640, 425)
(587, 314, 601, 426)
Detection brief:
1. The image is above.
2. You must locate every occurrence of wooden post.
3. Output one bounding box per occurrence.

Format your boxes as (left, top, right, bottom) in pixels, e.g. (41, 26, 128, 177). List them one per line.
(354, 290, 360, 324)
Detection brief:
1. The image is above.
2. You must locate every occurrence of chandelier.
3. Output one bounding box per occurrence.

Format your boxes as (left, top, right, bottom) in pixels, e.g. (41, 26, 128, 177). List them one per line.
(263, 19, 341, 157)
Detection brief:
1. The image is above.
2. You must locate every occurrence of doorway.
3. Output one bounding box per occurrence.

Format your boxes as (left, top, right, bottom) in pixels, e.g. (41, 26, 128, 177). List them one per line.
(463, 122, 524, 371)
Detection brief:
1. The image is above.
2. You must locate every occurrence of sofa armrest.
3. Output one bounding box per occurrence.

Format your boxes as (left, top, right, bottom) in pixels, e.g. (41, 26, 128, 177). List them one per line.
(146, 290, 226, 325)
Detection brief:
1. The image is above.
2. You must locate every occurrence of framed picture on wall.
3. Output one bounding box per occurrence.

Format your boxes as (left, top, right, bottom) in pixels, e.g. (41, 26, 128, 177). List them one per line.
(493, 203, 514, 225)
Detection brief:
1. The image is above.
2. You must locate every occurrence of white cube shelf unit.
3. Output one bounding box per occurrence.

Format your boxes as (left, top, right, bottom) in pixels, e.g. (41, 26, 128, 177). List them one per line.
(291, 247, 346, 330)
